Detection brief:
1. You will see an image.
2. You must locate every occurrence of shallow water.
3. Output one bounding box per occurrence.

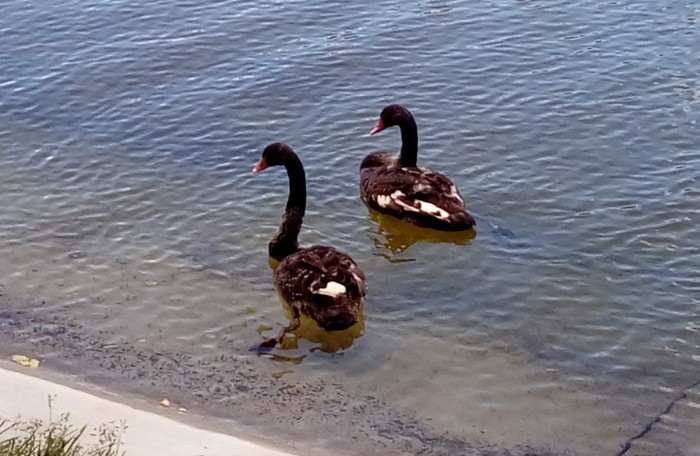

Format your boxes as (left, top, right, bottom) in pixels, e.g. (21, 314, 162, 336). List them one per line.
(1, 0, 699, 454)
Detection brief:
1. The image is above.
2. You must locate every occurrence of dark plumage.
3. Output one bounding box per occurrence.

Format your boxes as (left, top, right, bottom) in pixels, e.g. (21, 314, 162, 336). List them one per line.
(253, 143, 366, 347)
(361, 105, 475, 231)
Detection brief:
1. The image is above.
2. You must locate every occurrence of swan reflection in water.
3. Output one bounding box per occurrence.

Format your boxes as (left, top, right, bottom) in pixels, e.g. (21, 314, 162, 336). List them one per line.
(253, 296, 365, 363)
(251, 256, 365, 361)
(367, 208, 476, 261)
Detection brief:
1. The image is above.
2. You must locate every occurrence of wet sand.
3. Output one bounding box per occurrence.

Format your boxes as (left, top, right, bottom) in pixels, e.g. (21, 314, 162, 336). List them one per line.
(0, 301, 564, 456)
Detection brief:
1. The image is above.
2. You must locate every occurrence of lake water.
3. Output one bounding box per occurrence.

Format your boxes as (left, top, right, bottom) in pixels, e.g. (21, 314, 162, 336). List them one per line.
(1, 0, 699, 455)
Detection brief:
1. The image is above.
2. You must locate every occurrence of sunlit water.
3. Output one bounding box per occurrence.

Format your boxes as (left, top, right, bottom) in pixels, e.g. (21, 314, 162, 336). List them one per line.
(1, 0, 699, 455)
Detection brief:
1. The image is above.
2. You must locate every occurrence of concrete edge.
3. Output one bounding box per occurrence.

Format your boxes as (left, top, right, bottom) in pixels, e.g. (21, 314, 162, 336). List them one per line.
(0, 361, 301, 456)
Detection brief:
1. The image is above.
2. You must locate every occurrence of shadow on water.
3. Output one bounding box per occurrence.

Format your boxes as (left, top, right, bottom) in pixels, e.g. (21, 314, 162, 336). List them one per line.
(366, 208, 476, 261)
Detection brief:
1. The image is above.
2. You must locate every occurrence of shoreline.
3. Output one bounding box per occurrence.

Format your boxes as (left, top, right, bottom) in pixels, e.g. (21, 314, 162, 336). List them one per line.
(0, 360, 302, 456)
(0, 307, 576, 456)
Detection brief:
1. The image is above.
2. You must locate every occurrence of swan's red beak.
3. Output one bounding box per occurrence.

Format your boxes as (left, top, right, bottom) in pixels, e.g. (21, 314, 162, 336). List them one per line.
(252, 158, 268, 173)
(370, 118, 385, 135)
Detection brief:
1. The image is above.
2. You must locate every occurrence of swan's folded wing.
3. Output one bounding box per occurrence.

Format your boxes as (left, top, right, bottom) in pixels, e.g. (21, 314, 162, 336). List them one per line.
(275, 246, 366, 303)
(363, 166, 466, 219)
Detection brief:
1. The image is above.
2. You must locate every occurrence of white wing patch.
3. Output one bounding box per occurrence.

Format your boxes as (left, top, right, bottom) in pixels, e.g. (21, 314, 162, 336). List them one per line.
(414, 200, 450, 220)
(375, 190, 405, 209)
(375, 189, 451, 220)
(315, 281, 347, 298)
(413, 183, 432, 193)
(376, 194, 392, 208)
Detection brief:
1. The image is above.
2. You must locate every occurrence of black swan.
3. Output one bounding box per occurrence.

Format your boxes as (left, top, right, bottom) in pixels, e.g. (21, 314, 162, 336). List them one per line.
(360, 104, 475, 231)
(253, 143, 367, 348)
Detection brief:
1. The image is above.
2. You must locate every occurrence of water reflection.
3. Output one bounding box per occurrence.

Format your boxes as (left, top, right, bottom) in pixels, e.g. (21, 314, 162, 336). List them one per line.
(253, 257, 365, 359)
(367, 209, 476, 260)
(254, 296, 365, 361)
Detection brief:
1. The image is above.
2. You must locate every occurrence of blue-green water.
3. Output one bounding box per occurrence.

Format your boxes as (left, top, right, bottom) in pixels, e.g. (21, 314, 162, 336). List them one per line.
(1, 1, 699, 454)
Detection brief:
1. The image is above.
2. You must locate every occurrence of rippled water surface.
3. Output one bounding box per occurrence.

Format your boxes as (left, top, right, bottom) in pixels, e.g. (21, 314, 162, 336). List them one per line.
(1, 1, 699, 455)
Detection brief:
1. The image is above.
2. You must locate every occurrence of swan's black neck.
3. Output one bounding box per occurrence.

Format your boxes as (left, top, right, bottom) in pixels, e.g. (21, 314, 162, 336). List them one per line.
(269, 207, 303, 260)
(398, 115, 418, 167)
(282, 152, 306, 215)
(269, 152, 306, 260)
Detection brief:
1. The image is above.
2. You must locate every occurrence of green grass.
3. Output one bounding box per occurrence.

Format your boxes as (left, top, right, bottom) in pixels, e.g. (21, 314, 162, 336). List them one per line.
(0, 397, 126, 456)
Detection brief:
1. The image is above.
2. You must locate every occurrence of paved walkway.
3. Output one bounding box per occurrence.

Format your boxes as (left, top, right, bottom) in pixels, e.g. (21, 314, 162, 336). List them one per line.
(0, 363, 299, 456)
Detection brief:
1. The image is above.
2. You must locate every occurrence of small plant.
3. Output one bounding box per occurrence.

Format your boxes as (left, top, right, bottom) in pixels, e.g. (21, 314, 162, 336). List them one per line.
(0, 396, 126, 456)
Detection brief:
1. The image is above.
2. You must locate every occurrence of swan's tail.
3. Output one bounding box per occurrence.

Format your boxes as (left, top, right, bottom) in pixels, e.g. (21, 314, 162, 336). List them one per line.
(447, 210, 476, 231)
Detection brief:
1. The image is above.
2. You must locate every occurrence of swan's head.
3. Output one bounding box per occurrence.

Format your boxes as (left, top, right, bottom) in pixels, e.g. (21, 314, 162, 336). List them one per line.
(370, 104, 414, 135)
(253, 142, 295, 173)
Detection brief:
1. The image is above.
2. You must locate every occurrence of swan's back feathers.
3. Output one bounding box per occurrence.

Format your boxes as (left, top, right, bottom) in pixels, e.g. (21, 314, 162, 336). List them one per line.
(360, 152, 474, 230)
(274, 245, 366, 331)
